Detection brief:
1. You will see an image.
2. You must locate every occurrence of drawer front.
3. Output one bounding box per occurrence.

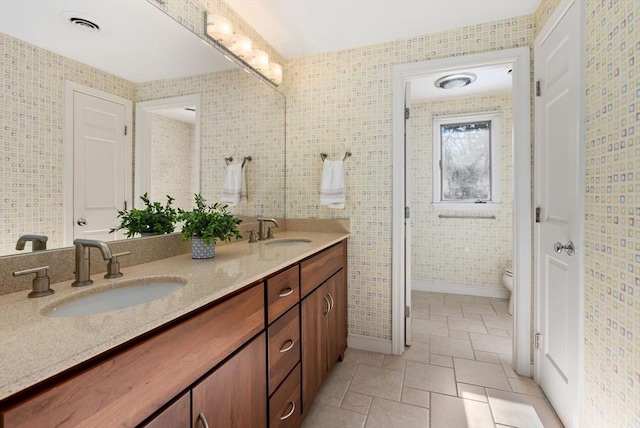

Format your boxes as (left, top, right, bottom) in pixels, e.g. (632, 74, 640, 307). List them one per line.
(269, 363, 302, 428)
(267, 265, 300, 324)
(268, 305, 300, 395)
(300, 241, 345, 297)
(1, 284, 265, 428)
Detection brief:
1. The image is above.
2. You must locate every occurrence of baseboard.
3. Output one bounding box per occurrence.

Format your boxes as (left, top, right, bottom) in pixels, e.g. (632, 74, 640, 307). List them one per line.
(412, 280, 510, 299)
(347, 334, 393, 354)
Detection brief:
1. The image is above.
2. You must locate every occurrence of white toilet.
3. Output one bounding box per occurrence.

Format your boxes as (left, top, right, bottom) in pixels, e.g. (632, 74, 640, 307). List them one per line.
(502, 269, 514, 315)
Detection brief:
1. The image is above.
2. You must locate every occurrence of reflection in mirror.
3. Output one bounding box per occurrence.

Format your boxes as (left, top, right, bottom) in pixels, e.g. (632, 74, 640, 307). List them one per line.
(0, 0, 286, 256)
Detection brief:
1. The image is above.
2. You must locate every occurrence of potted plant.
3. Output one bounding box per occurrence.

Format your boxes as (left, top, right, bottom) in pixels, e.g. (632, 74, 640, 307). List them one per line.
(110, 193, 178, 238)
(178, 194, 242, 259)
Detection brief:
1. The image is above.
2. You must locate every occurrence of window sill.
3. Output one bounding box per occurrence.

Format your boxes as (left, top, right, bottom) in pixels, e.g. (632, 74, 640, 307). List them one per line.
(432, 202, 502, 212)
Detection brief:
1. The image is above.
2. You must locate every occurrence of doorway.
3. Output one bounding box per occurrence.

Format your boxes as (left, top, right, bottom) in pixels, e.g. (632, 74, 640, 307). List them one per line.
(392, 48, 532, 376)
(63, 81, 133, 245)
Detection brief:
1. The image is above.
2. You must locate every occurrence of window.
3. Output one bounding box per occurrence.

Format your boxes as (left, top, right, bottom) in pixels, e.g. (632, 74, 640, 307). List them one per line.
(433, 113, 501, 209)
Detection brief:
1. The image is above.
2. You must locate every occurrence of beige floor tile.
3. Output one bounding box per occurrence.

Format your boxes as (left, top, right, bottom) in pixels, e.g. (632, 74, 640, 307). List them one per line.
(401, 387, 431, 408)
(341, 392, 373, 415)
(413, 291, 445, 305)
(413, 318, 449, 337)
(481, 314, 513, 330)
(461, 302, 497, 316)
(498, 354, 519, 378)
(315, 367, 352, 407)
(448, 318, 488, 334)
(382, 355, 406, 372)
(469, 332, 512, 355)
(457, 383, 488, 402)
(301, 402, 367, 428)
(486, 389, 545, 428)
(343, 348, 384, 367)
(508, 377, 544, 397)
(429, 353, 453, 368)
(473, 296, 495, 305)
(489, 299, 509, 312)
(402, 341, 431, 363)
(349, 364, 404, 401)
(430, 303, 463, 318)
(430, 393, 495, 428)
(404, 361, 457, 396)
(330, 360, 358, 381)
(486, 328, 510, 337)
(453, 358, 511, 391)
(474, 351, 501, 364)
(449, 330, 470, 340)
(429, 336, 475, 359)
(412, 306, 430, 320)
(365, 397, 430, 428)
(463, 312, 484, 321)
(445, 294, 477, 304)
(428, 314, 448, 323)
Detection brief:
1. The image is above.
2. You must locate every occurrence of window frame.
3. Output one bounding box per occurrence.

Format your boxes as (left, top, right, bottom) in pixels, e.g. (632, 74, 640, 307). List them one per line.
(432, 112, 501, 211)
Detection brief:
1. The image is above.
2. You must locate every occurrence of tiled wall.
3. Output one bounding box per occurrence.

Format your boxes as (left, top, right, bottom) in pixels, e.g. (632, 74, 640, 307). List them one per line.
(149, 113, 195, 212)
(136, 70, 286, 218)
(0, 32, 135, 256)
(536, 0, 639, 425)
(284, 17, 533, 339)
(411, 92, 513, 291)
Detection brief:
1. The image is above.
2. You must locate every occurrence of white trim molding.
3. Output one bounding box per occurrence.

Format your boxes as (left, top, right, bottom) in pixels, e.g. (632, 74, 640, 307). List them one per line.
(412, 280, 510, 299)
(392, 47, 532, 377)
(347, 334, 393, 355)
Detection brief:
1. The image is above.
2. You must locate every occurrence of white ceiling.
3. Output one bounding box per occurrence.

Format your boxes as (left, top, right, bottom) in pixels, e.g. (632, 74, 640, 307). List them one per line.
(224, 0, 542, 58)
(0, 0, 237, 83)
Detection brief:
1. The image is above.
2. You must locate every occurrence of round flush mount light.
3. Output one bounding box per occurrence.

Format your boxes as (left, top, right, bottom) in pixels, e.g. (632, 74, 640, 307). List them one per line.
(434, 73, 477, 90)
(60, 12, 101, 33)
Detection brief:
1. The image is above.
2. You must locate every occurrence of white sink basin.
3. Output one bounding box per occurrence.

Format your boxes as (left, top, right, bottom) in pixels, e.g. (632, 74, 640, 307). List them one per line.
(44, 277, 187, 318)
(264, 238, 312, 247)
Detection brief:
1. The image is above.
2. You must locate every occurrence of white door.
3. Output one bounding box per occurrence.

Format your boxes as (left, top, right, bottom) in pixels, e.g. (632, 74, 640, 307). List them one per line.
(73, 91, 127, 241)
(404, 82, 412, 346)
(534, 0, 582, 426)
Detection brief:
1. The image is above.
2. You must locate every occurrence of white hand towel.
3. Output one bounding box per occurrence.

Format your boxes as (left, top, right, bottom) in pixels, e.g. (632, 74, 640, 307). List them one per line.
(320, 159, 345, 209)
(238, 164, 248, 205)
(221, 164, 243, 205)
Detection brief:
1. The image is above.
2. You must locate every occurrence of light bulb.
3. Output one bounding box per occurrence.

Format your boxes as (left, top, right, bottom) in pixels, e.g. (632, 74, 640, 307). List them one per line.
(231, 34, 253, 59)
(206, 14, 233, 48)
(269, 62, 283, 85)
(251, 49, 270, 73)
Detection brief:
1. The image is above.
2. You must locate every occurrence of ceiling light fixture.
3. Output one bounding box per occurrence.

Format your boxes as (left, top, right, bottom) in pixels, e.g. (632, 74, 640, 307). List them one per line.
(434, 73, 477, 89)
(205, 12, 283, 86)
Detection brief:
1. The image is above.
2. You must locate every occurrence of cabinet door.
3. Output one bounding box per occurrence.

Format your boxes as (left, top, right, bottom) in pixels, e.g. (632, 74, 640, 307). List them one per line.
(326, 269, 347, 371)
(192, 333, 266, 428)
(301, 282, 329, 414)
(143, 392, 190, 428)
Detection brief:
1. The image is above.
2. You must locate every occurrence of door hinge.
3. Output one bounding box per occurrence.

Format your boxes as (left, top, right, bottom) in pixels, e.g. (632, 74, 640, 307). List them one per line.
(536, 80, 541, 97)
(404, 206, 410, 219)
(439, 160, 442, 170)
(535, 206, 541, 223)
(404, 305, 411, 318)
(124, 200, 127, 211)
(535, 333, 541, 349)
(124, 125, 128, 136)
(405, 107, 410, 120)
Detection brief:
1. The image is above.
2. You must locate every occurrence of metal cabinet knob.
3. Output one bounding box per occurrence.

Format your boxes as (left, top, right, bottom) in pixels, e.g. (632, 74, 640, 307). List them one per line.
(554, 240, 575, 256)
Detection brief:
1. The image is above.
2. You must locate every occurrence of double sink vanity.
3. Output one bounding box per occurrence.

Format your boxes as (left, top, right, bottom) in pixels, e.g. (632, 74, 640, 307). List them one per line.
(0, 228, 349, 427)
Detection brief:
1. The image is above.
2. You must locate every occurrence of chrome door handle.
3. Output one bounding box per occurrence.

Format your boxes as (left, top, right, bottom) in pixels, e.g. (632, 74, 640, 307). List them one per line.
(197, 412, 210, 428)
(554, 240, 574, 256)
(77, 217, 87, 226)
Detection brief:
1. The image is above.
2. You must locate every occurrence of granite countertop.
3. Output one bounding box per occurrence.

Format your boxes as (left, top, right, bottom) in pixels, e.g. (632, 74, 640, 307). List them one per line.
(0, 231, 349, 401)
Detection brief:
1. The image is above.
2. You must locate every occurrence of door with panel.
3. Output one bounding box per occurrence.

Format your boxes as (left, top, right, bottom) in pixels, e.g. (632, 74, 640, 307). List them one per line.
(301, 283, 328, 414)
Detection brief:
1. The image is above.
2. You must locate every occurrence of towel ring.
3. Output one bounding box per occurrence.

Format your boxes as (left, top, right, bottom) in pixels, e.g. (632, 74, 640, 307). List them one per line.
(242, 156, 252, 167)
(225, 156, 233, 165)
(320, 151, 352, 162)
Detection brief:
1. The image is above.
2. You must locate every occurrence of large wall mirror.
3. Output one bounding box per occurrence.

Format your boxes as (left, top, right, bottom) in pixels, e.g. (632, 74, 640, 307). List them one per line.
(0, 0, 286, 257)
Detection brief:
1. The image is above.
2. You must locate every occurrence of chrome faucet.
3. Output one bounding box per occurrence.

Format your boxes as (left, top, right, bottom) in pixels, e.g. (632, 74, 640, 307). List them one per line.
(15, 234, 48, 252)
(256, 218, 279, 241)
(72, 239, 113, 287)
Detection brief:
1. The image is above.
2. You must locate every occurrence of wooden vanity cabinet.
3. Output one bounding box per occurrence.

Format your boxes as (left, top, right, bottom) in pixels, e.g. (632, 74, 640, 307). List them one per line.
(300, 241, 348, 416)
(144, 392, 190, 428)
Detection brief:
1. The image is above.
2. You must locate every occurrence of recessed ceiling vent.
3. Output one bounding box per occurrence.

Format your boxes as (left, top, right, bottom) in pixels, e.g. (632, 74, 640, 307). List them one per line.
(434, 73, 477, 90)
(69, 17, 100, 32)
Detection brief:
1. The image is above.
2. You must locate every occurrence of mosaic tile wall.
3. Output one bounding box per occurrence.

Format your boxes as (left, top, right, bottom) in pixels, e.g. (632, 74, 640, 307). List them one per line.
(411, 92, 513, 290)
(0, 32, 134, 256)
(149, 113, 195, 212)
(581, 0, 639, 425)
(136, 69, 286, 217)
(284, 17, 534, 339)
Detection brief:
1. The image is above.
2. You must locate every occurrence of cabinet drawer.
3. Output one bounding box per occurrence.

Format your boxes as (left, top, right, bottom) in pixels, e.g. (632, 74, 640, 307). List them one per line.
(267, 265, 300, 324)
(1, 284, 265, 428)
(301, 241, 345, 297)
(268, 305, 300, 395)
(269, 363, 302, 428)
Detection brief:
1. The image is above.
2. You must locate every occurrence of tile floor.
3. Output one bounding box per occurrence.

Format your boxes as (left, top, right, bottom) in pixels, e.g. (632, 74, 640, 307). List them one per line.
(301, 291, 563, 428)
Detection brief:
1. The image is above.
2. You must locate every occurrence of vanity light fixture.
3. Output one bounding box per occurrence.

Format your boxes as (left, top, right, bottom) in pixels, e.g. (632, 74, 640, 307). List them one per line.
(434, 73, 477, 89)
(205, 11, 283, 86)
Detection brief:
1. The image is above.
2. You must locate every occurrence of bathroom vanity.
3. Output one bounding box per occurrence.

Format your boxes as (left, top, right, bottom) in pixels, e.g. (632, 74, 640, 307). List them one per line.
(0, 232, 348, 427)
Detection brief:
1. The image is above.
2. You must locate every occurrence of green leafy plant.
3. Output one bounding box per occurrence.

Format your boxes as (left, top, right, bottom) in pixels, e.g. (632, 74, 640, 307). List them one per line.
(178, 194, 242, 245)
(110, 193, 177, 238)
